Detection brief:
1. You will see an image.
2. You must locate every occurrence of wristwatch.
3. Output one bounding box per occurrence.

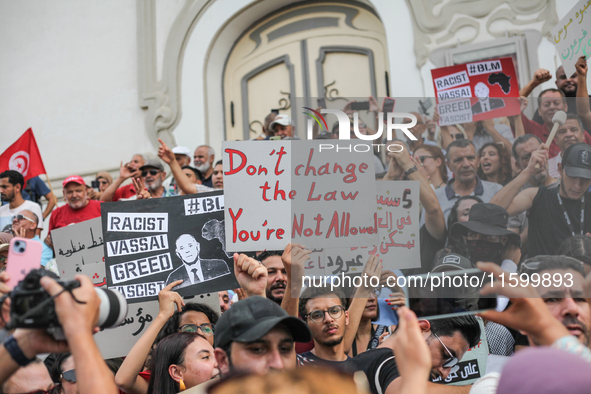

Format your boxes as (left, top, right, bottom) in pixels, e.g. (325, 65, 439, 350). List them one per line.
(403, 166, 418, 179)
(3, 335, 35, 366)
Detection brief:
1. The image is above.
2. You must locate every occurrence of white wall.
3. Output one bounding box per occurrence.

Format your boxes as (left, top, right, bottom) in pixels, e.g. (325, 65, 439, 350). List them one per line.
(0, 0, 152, 180)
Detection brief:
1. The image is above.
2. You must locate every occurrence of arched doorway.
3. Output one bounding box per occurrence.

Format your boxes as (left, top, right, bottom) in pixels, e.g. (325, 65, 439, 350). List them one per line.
(223, 1, 391, 140)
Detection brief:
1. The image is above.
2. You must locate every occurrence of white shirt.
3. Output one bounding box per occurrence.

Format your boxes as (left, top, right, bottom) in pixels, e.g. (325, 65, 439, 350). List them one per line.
(0, 200, 44, 231)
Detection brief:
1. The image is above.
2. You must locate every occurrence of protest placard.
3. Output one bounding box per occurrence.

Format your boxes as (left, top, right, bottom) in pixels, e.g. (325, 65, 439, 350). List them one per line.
(300, 181, 421, 279)
(102, 190, 238, 304)
(223, 140, 378, 252)
(94, 292, 219, 359)
(432, 317, 488, 386)
(52, 217, 106, 287)
(552, 0, 591, 78)
(431, 57, 520, 126)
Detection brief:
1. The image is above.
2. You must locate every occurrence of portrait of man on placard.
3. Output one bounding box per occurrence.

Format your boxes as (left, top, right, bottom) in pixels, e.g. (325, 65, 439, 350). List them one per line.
(471, 82, 506, 114)
(165, 233, 230, 289)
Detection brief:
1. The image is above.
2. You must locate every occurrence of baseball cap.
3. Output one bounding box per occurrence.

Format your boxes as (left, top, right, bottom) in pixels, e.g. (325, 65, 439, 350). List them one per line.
(432, 253, 473, 273)
(214, 296, 311, 349)
(269, 114, 291, 130)
(172, 146, 191, 158)
(450, 203, 520, 246)
(139, 158, 164, 172)
(562, 142, 591, 179)
(62, 175, 86, 187)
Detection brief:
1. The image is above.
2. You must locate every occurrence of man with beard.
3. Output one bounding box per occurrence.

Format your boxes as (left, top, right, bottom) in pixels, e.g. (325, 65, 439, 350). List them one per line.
(194, 145, 215, 187)
(0, 170, 44, 234)
(491, 143, 591, 256)
(519, 255, 590, 346)
(435, 139, 502, 222)
(508, 134, 558, 246)
(138, 159, 174, 198)
(256, 250, 287, 304)
(48, 176, 101, 233)
(297, 287, 353, 368)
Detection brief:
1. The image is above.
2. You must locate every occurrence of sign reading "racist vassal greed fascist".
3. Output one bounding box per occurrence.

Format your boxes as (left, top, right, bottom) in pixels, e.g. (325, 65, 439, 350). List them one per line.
(102, 190, 238, 304)
(431, 57, 520, 126)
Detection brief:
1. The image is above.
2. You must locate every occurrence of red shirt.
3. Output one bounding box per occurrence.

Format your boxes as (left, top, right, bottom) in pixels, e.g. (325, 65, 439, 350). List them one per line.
(522, 114, 591, 158)
(113, 183, 136, 201)
(49, 199, 102, 232)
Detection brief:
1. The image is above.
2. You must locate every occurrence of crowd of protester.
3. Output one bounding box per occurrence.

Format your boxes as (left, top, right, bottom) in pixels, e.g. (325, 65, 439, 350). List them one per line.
(1, 56, 591, 394)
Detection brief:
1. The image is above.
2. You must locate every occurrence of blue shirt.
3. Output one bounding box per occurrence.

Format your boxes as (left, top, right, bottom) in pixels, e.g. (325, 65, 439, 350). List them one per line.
(32, 235, 54, 267)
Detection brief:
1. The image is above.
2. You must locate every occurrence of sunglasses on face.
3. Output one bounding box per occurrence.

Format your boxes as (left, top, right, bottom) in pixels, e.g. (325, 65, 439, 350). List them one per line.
(418, 155, 434, 164)
(141, 170, 160, 177)
(304, 305, 345, 323)
(179, 323, 215, 337)
(451, 134, 464, 140)
(433, 333, 459, 369)
(61, 369, 76, 383)
(12, 214, 36, 224)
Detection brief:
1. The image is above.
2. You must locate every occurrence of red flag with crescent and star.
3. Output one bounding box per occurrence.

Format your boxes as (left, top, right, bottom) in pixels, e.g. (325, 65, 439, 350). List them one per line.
(0, 129, 46, 182)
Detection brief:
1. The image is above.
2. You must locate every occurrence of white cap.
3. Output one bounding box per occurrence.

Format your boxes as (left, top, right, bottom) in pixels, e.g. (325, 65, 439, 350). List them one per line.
(269, 114, 291, 130)
(172, 146, 191, 157)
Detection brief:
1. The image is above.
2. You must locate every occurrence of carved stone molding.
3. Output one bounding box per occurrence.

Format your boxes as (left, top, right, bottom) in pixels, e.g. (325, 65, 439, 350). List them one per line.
(137, 0, 212, 148)
(405, 0, 558, 67)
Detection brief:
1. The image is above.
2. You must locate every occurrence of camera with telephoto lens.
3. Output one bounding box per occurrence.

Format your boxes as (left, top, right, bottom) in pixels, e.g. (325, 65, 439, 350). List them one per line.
(7, 268, 128, 339)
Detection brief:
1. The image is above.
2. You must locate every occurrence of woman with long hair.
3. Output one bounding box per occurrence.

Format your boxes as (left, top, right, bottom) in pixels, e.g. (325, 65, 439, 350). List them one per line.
(147, 332, 219, 394)
(413, 145, 448, 189)
(477, 142, 512, 185)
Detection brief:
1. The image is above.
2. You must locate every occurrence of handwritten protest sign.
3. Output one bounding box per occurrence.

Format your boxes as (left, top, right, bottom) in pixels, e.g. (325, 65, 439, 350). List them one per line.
(94, 293, 219, 359)
(102, 190, 238, 304)
(300, 181, 421, 283)
(552, 0, 591, 78)
(431, 57, 520, 126)
(223, 140, 378, 252)
(432, 317, 488, 386)
(52, 218, 106, 287)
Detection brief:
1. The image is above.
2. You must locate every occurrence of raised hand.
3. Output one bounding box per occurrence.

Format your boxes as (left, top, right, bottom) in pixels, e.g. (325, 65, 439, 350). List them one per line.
(157, 138, 176, 165)
(233, 253, 267, 298)
(281, 243, 311, 281)
(133, 178, 150, 200)
(158, 280, 184, 318)
(533, 68, 552, 84)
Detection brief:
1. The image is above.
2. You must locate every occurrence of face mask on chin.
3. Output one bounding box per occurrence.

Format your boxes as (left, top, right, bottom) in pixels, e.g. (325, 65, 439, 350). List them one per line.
(466, 239, 503, 265)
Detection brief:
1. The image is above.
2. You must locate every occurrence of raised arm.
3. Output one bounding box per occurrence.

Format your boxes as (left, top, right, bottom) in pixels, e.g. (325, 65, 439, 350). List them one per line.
(575, 55, 591, 131)
(115, 281, 184, 394)
(280, 243, 311, 317)
(519, 68, 552, 98)
(490, 145, 547, 215)
(481, 119, 513, 158)
(101, 162, 136, 201)
(157, 139, 198, 195)
(233, 253, 267, 298)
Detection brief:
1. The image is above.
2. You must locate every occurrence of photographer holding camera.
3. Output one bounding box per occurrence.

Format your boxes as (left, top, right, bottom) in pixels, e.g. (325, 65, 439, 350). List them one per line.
(0, 273, 119, 394)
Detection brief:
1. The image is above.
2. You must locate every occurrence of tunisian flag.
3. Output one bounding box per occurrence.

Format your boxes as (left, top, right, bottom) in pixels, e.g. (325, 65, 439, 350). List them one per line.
(0, 129, 46, 181)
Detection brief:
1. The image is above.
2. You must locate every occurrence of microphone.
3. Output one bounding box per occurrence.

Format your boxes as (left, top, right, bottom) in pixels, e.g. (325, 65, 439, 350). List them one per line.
(535, 110, 567, 169)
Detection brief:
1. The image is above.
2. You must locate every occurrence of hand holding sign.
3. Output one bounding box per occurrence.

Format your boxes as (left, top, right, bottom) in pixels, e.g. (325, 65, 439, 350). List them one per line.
(157, 280, 185, 319)
(575, 55, 588, 76)
(282, 243, 312, 282)
(233, 253, 267, 298)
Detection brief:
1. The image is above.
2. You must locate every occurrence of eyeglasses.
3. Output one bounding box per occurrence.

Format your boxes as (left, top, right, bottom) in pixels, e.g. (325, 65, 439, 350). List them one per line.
(304, 305, 345, 323)
(179, 323, 215, 337)
(141, 170, 160, 177)
(60, 369, 76, 383)
(418, 155, 434, 164)
(12, 214, 36, 224)
(433, 333, 459, 370)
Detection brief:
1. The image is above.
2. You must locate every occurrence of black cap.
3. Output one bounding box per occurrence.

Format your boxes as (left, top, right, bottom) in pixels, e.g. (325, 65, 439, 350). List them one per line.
(562, 143, 591, 180)
(139, 158, 164, 172)
(450, 203, 520, 245)
(214, 296, 311, 349)
(432, 253, 474, 273)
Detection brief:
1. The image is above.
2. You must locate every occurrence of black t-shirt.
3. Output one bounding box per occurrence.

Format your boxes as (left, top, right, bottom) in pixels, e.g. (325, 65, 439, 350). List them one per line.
(296, 351, 356, 372)
(402, 225, 446, 276)
(352, 348, 399, 394)
(528, 184, 591, 256)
